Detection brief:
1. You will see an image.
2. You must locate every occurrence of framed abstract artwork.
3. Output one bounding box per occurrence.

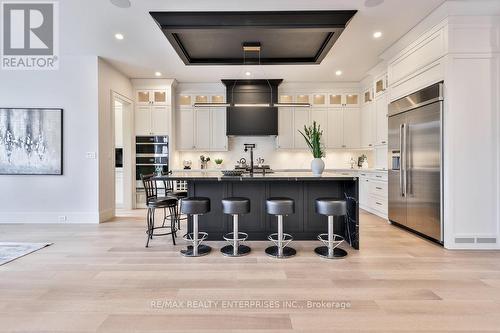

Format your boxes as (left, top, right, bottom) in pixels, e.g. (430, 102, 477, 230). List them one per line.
(0, 108, 63, 175)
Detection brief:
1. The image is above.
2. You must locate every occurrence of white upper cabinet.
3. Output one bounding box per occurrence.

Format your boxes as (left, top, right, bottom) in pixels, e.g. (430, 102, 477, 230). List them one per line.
(374, 73, 388, 98)
(311, 94, 327, 107)
(135, 89, 170, 136)
(360, 102, 375, 148)
(293, 108, 310, 149)
(178, 95, 192, 107)
(137, 90, 168, 105)
(277, 107, 294, 149)
(195, 108, 211, 150)
(310, 108, 328, 145)
(326, 108, 344, 148)
(176, 99, 228, 152)
(328, 93, 360, 107)
(135, 105, 153, 136)
(343, 107, 361, 149)
(375, 93, 388, 145)
(177, 108, 195, 150)
(210, 107, 228, 151)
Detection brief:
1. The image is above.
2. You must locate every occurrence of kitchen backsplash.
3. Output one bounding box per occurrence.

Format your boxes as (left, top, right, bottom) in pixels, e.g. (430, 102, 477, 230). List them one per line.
(173, 136, 373, 170)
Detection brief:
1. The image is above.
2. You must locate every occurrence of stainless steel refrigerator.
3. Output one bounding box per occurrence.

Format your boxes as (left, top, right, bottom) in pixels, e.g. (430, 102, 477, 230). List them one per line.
(388, 82, 443, 243)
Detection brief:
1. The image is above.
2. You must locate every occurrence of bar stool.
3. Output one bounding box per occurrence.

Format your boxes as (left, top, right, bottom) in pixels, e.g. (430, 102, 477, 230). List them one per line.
(265, 197, 296, 259)
(180, 197, 211, 257)
(314, 198, 348, 259)
(162, 173, 188, 230)
(220, 197, 251, 257)
(141, 174, 179, 248)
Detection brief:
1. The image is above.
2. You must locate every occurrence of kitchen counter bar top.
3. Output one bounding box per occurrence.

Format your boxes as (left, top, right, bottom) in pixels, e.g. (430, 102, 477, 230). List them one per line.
(154, 171, 359, 249)
(155, 171, 358, 181)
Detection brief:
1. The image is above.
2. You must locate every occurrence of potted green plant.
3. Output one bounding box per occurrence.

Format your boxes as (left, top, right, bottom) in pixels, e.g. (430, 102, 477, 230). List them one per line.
(298, 121, 326, 175)
(214, 158, 223, 169)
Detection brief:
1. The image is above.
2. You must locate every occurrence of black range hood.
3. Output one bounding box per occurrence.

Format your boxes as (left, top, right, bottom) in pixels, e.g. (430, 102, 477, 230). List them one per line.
(222, 79, 282, 136)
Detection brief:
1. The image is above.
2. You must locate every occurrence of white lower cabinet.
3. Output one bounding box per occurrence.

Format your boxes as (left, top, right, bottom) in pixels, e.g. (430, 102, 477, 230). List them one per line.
(358, 171, 388, 219)
(177, 107, 227, 151)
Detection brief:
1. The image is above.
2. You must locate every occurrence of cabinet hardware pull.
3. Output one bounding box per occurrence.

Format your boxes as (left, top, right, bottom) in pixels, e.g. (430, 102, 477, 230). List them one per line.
(376, 202, 382, 205)
(376, 187, 382, 190)
(376, 175, 382, 178)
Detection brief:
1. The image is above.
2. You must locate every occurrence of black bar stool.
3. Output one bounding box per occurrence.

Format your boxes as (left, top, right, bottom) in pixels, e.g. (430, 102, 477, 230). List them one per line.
(221, 197, 251, 257)
(265, 197, 296, 259)
(141, 174, 179, 248)
(180, 197, 211, 257)
(162, 173, 188, 230)
(314, 198, 348, 259)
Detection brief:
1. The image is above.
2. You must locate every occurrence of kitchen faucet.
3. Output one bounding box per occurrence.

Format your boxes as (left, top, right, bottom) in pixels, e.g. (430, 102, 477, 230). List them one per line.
(243, 143, 256, 175)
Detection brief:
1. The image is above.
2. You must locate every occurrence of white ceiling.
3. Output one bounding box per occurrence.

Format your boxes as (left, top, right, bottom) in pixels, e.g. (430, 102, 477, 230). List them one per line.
(60, 0, 445, 82)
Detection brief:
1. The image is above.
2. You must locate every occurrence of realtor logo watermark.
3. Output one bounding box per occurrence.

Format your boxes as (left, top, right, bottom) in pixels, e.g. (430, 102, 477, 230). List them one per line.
(1, 1, 59, 70)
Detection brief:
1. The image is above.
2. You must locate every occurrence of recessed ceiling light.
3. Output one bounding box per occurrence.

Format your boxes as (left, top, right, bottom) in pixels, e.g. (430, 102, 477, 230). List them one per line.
(245, 71, 251, 76)
(373, 31, 382, 39)
(364, 0, 384, 7)
(154, 71, 162, 77)
(110, 0, 131, 8)
(114, 33, 124, 40)
(335, 70, 342, 76)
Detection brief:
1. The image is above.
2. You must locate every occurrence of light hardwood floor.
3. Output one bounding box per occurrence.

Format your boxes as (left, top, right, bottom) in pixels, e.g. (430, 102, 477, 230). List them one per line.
(1, 210, 500, 332)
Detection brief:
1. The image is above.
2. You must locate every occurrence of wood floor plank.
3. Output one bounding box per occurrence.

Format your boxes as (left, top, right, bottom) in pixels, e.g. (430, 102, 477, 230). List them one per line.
(0, 210, 499, 332)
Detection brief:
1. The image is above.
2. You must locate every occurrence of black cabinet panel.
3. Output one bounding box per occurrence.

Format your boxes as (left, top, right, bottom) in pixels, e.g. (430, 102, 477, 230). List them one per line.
(185, 179, 359, 249)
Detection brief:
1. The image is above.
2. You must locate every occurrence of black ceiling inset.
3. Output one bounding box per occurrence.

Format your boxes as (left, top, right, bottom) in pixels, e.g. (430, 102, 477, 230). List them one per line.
(150, 11, 357, 66)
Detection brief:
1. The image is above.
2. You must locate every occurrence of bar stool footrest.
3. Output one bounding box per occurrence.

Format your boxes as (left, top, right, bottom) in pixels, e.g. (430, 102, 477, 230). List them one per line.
(268, 233, 293, 248)
(182, 232, 208, 247)
(317, 233, 344, 249)
(223, 232, 248, 242)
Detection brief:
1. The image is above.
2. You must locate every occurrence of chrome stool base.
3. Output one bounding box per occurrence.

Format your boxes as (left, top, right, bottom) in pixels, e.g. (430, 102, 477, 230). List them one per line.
(314, 246, 347, 259)
(221, 244, 251, 257)
(265, 245, 296, 259)
(180, 244, 212, 257)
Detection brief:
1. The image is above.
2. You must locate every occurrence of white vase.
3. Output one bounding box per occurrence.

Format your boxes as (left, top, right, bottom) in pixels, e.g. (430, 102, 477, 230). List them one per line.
(311, 158, 325, 176)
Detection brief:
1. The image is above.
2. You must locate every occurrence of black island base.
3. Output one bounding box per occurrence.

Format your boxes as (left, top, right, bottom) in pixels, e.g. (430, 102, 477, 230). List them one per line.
(155, 172, 359, 250)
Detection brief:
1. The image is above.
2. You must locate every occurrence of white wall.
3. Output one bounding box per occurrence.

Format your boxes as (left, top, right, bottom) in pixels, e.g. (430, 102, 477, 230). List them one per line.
(98, 58, 133, 221)
(0, 56, 100, 223)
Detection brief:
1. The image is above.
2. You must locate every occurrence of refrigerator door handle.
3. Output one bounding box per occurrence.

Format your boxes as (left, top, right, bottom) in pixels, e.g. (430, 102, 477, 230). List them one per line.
(400, 123, 405, 197)
(402, 122, 408, 197)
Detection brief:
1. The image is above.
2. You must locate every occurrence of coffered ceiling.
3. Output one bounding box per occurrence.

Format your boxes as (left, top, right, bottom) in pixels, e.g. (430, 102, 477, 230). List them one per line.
(60, 0, 446, 82)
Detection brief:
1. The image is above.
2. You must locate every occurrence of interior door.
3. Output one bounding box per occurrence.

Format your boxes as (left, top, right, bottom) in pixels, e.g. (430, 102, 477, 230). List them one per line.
(388, 112, 406, 227)
(405, 102, 442, 241)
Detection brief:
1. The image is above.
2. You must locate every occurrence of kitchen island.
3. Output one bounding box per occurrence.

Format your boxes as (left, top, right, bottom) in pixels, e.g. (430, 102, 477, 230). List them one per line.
(156, 172, 359, 249)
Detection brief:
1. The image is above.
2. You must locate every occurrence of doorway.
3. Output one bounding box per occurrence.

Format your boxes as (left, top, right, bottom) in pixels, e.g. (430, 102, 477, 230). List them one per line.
(112, 92, 134, 213)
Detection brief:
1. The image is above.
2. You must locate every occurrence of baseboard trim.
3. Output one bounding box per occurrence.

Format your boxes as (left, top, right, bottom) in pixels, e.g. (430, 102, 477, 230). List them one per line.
(99, 208, 115, 223)
(0, 212, 100, 224)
